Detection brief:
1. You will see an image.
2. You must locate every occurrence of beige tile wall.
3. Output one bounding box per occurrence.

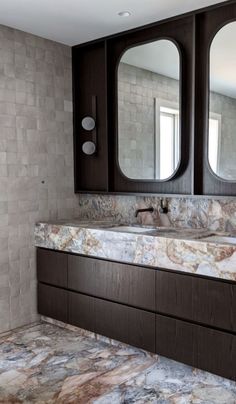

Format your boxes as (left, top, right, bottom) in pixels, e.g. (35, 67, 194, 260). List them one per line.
(0, 24, 78, 333)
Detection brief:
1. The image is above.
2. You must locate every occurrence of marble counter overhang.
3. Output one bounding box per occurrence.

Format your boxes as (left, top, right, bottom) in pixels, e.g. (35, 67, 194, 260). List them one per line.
(35, 221, 236, 282)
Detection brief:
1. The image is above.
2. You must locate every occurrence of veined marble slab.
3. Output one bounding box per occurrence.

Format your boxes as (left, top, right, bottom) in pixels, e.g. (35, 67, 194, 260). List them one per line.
(1, 321, 235, 403)
(35, 220, 236, 281)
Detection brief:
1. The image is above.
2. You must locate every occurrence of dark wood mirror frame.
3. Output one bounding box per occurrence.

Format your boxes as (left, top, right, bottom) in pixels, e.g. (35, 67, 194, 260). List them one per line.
(107, 16, 194, 194)
(195, 1, 236, 196)
(72, 0, 236, 196)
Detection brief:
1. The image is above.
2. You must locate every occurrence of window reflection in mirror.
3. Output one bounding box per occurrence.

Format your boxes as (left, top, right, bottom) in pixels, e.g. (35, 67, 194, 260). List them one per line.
(209, 22, 236, 180)
(118, 40, 180, 180)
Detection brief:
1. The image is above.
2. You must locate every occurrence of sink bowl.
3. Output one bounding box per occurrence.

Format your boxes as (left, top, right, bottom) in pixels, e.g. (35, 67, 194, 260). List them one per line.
(202, 235, 236, 245)
(108, 226, 157, 233)
(108, 225, 178, 234)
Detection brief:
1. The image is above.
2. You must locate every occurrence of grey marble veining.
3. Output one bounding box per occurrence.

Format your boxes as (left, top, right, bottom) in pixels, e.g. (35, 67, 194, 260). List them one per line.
(0, 320, 235, 403)
(35, 220, 236, 281)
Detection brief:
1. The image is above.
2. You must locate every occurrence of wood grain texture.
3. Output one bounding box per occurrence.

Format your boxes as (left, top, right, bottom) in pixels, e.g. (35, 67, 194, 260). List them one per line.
(156, 270, 236, 332)
(156, 314, 236, 381)
(73, 40, 108, 192)
(95, 297, 156, 352)
(68, 291, 95, 333)
(106, 15, 194, 194)
(38, 283, 68, 323)
(194, 2, 236, 195)
(37, 248, 67, 288)
(68, 254, 155, 311)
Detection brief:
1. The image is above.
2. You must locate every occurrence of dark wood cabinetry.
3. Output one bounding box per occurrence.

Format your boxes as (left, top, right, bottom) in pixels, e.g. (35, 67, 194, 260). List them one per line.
(194, 1, 236, 196)
(156, 270, 236, 332)
(37, 249, 67, 287)
(38, 283, 67, 323)
(68, 291, 95, 333)
(37, 248, 236, 381)
(68, 254, 155, 311)
(72, 41, 108, 192)
(107, 16, 194, 194)
(72, 1, 236, 196)
(156, 314, 236, 381)
(95, 298, 155, 352)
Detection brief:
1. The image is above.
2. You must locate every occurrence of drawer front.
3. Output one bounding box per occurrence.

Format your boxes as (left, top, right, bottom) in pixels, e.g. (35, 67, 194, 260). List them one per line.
(38, 283, 67, 323)
(68, 255, 155, 311)
(68, 291, 95, 333)
(95, 298, 155, 352)
(156, 314, 236, 381)
(37, 248, 67, 288)
(67, 291, 155, 352)
(156, 270, 236, 332)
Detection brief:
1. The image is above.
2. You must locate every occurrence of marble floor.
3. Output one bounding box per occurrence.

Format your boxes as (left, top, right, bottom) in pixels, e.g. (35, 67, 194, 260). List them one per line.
(0, 321, 236, 403)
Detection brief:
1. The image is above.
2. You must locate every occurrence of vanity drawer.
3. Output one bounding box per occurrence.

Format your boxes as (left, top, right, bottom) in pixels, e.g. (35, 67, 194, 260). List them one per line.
(37, 248, 67, 288)
(68, 255, 155, 311)
(95, 298, 155, 352)
(38, 283, 68, 323)
(156, 270, 236, 332)
(156, 314, 236, 381)
(68, 291, 95, 333)
(68, 291, 155, 352)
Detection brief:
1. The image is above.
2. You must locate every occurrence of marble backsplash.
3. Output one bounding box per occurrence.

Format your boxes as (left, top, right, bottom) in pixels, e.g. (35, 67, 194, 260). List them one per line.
(76, 194, 236, 232)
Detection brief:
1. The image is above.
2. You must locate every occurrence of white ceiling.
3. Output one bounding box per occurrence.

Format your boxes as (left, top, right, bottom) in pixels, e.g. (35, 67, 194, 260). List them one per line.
(0, 0, 227, 46)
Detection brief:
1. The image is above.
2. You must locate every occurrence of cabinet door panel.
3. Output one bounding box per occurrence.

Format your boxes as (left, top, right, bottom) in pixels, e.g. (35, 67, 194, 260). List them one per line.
(38, 283, 67, 323)
(37, 248, 67, 288)
(156, 314, 236, 381)
(95, 299, 155, 352)
(68, 255, 155, 311)
(68, 291, 95, 333)
(156, 270, 236, 332)
(72, 41, 108, 192)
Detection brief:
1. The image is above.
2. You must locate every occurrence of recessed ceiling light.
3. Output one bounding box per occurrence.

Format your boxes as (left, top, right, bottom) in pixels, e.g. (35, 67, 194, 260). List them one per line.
(118, 11, 131, 17)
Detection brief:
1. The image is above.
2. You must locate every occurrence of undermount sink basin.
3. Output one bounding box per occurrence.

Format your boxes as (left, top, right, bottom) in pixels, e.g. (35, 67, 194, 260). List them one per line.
(202, 235, 236, 245)
(108, 225, 177, 234)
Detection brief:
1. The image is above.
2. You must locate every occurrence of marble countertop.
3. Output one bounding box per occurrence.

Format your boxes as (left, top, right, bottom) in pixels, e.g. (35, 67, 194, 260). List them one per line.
(35, 220, 236, 282)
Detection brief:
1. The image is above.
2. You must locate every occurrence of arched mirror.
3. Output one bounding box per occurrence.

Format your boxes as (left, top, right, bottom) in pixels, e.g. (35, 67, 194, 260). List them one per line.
(208, 22, 236, 181)
(117, 39, 181, 181)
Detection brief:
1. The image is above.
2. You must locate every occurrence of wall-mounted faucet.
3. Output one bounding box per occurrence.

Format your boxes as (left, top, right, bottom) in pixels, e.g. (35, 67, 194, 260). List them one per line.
(159, 198, 169, 214)
(135, 207, 154, 218)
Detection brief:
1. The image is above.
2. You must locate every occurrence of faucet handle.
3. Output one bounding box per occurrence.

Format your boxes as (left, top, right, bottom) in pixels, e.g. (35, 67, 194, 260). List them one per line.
(159, 198, 168, 214)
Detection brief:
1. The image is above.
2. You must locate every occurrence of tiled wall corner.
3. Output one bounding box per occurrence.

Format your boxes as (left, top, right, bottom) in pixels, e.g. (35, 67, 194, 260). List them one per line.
(0, 24, 78, 333)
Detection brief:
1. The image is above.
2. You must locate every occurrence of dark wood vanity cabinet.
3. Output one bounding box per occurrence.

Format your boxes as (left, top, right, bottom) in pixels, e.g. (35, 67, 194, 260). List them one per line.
(38, 283, 68, 323)
(37, 248, 236, 381)
(68, 254, 155, 311)
(155, 315, 236, 381)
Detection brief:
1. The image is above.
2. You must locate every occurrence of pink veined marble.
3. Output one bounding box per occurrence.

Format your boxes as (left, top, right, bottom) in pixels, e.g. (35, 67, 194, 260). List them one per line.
(0, 319, 235, 403)
(35, 220, 236, 281)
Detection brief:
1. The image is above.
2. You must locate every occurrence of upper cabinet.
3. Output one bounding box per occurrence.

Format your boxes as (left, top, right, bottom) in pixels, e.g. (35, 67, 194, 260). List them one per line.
(108, 15, 194, 194)
(195, 1, 236, 196)
(73, 1, 236, 196)
(72, 41, 108, 192)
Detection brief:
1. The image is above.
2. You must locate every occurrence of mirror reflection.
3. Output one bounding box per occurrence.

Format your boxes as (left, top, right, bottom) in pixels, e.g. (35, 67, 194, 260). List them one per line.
(118, 40, 180, 180)
(209, 22, 236, 180)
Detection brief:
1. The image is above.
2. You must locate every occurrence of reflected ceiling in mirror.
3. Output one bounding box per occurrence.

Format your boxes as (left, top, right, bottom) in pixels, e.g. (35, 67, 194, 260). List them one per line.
(209, 22, 236, 181)
(117, 39, 181, 181)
